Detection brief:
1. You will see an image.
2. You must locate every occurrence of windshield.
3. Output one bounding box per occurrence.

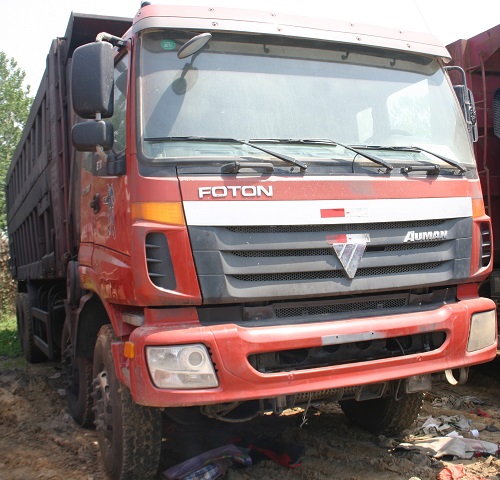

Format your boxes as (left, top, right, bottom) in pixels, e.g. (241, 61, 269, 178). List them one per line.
(138, 31, 475, 167)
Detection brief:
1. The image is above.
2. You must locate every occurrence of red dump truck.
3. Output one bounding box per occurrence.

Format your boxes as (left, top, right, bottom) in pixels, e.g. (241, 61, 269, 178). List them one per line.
(447, 26, 500, 310)
(6, 4, 498, 479)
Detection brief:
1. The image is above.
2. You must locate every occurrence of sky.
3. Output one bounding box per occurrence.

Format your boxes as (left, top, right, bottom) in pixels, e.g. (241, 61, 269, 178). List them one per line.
(1, 0, 500, 91)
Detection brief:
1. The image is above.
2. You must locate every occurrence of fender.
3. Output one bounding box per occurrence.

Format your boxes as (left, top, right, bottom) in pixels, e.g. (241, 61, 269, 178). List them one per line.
(74, 292, 109, 358)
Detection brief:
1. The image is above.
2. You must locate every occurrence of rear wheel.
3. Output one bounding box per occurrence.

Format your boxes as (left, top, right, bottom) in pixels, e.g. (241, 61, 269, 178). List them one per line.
(339, 383, 423, 436)
(61, 320, 94, 427)
(93, 325, 162, 480)
(17, 293, 45, 363)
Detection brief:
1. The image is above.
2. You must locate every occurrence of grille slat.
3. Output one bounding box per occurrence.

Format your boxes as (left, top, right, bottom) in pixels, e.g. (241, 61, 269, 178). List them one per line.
(232, 262, 442, 283)
(227, 219, 444, 234)
(275, 297, 407, 318)
(230, 241, 442, 258)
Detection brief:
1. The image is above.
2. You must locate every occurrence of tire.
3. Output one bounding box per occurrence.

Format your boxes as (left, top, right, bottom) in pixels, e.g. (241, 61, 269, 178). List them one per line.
(17, 293, 45, 363)
(93, 325, 162, 480)
(61, 320, 94, 427)
(339, 383, 423, 436)
(66, 261, 82, 307)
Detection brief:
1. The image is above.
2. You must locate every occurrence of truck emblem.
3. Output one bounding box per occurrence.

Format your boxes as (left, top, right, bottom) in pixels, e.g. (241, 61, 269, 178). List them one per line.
(198, 185, 273, 198)
(326, 234, 370, 279)
(404, 230, 448, 242)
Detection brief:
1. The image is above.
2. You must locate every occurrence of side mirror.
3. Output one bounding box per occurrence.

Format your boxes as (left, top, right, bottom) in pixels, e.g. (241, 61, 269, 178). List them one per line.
(72, 42, 114, 119)
(177, 32, 212, 59)
(445, 66, 478, 143)
(494, 89, 500, 139)
(72, 121, 113, 151)
(453, 85, 478, 143)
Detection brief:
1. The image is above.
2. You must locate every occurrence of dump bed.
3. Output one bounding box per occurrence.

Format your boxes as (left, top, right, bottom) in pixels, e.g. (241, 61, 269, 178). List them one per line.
(5, 14, 131, 281)
(447, 26, 500, 263)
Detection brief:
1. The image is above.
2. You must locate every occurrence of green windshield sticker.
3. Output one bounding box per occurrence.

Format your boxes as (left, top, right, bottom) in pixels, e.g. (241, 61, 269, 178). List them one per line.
(160, 39, 176, 51)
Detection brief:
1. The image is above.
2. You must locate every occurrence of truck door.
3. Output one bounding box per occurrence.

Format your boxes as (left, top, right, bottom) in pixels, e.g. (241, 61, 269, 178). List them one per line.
(80, 54, 129, 259)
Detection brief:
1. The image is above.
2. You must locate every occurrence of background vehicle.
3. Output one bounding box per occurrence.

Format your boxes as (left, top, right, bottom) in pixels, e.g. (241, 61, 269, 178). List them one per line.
(447, 27, 500, 321)
(6, 4, 497, 479)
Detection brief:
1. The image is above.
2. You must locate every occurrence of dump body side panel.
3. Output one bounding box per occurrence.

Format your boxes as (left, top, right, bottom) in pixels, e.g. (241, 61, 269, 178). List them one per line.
(5, 14, 132, 283)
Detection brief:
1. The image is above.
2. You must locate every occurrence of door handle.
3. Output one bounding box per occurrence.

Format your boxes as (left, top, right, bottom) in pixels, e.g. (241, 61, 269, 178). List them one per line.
(90, 193, 101, 214)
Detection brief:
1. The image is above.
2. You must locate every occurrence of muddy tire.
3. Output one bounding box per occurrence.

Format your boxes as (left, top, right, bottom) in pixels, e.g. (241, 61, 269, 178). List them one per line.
(61, 320, 94, 427)
(92, 325, 162, 480)
(17, 293, 45, 363)
(339, 384, 423, 436)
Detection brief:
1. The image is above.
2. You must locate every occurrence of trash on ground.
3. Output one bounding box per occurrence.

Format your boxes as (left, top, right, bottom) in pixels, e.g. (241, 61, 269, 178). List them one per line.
(396, 414, 499, 460)
(432, 396, 485, 410)
(162, 439, 305, 480)
(161, 444, 251, 480)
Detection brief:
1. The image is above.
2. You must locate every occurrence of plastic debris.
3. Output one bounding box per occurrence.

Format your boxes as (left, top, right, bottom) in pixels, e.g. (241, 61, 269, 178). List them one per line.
(416, 415, 472, 436)
(432, 395, 484, 410)
(233, 437, 304, 468)
(471, 408, 490, 418)
(437, 463, 488, 480)
(437, 464, 466, 480)
(161, 444, 252, 480)
(396, 436, 499, 459)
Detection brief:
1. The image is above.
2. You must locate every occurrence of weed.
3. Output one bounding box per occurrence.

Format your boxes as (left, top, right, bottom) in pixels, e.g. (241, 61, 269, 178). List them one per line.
(0, 313, 21, 357)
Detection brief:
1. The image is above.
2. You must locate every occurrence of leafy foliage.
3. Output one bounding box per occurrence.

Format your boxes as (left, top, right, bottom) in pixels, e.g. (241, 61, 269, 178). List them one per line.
(0, 235, 16, 314)
(0, 52, 32, 233)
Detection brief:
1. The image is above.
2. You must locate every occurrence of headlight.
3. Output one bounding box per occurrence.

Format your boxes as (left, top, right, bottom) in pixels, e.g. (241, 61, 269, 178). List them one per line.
(146, 344, 218, 389)
(467, 310, 497, 352)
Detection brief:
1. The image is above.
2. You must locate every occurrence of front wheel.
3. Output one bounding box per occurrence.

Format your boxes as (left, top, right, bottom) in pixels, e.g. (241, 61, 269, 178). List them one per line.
(339, 383, 423, 436)
(92, 325, 162, 480)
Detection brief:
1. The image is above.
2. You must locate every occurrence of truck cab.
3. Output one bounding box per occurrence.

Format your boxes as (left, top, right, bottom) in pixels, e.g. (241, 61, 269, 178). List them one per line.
(7, 5, 497, 479)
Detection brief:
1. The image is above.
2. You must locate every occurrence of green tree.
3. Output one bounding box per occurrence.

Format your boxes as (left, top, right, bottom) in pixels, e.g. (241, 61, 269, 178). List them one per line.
(0, 52, 32, 233)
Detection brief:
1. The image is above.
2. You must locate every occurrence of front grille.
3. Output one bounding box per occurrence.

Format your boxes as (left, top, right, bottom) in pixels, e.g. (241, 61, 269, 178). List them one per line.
(189, 216, 472, 304)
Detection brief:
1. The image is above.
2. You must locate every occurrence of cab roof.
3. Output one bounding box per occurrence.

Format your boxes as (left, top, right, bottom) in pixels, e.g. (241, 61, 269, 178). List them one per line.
(131, 4, 450, 60)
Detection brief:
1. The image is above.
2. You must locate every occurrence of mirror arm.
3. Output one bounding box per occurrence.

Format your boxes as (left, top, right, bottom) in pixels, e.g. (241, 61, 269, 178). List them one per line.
(444, 65, 467, 86)
(96, 145, 108, 164)
(96, 32, 127, 48)
(93, 113, 109, 163)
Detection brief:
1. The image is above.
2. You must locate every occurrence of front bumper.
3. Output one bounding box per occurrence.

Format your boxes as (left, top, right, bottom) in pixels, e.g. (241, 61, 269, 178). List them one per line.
(120, 297, 497, 407)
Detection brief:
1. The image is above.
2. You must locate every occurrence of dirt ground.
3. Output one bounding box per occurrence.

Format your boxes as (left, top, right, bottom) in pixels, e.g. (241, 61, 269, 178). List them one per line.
(0, 356, 500, 480)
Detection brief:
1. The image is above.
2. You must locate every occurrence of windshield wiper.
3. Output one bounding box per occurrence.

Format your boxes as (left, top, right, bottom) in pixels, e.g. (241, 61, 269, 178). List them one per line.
(250, 138, 393, 173)
(144, 136, 307, 171)
(351, 144, 467, 174)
